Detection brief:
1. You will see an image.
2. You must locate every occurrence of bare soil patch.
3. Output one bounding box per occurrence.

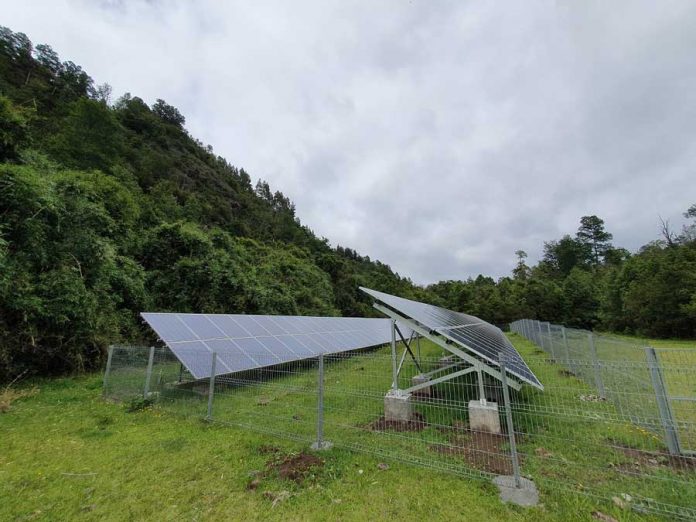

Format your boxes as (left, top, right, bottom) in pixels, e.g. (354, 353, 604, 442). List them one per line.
(368, 412, 427, 432)
(607, 438, 696, 472)
(431, 425, 519, 475)
(267, 452, 325, 484)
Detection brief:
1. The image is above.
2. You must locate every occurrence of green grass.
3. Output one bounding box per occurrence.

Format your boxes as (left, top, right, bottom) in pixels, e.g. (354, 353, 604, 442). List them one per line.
(1, 334, 694, 521)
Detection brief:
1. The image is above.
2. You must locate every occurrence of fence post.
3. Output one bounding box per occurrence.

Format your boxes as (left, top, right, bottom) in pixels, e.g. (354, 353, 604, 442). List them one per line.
(561, 327, 572, 372)
(546, 322, 555, 361)
(500, 358, 521, 488)
(390, 319, 398, 390)
(102, 345, 115, 398)
(143, 346, 155, 398)
(206, 352, 217, 421)
(587, 333, 605, 399)
(536, 320, 543, 348)
(645, 347, 680, 455)
(312, 354, 332, 450)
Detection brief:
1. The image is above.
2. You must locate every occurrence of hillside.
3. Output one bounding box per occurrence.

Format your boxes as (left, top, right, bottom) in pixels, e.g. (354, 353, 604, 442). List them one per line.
(0, 27, 432, 381)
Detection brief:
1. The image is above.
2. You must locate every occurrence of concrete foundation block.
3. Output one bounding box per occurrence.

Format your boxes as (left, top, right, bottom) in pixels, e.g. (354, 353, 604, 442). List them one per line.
(468, 400, 501, 434)
(384, 390, 413, 422)
(493, 476, 539, 507)
(410, 374, 431, 397)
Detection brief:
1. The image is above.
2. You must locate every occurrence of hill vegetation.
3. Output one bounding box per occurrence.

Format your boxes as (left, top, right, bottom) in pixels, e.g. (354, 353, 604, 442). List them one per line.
(0, 26, 694, 381)
(0, 27, 430, 381)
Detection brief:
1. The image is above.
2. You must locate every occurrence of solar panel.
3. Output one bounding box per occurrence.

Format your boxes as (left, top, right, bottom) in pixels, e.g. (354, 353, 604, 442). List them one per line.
(141, 313, 409, 380)
(359, 287, 542, 389)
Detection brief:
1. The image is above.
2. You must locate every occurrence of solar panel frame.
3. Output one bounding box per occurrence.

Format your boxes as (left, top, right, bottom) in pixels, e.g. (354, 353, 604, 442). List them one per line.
(359, 287, 542, 389)
(141, 312, 410, 380)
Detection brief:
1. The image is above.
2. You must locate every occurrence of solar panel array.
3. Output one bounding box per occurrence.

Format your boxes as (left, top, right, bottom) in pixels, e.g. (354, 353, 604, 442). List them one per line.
(141, 313, 406, 380)
(360, 287, 542, 389)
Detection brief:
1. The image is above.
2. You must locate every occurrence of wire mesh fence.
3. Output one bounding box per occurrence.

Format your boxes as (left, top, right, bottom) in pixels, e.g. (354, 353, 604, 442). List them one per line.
(104, 332, 696, 520)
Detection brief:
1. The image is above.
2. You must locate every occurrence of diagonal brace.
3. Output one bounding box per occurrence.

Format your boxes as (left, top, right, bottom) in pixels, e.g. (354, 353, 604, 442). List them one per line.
(395, 324, 423, 374)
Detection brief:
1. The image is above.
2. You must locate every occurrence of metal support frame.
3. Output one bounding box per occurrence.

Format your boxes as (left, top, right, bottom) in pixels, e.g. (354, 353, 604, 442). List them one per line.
(143, 346, 155, 398)
(373, 303, 523, 391)
(178, 363, 184, 383)
(420, 362, 462, 379)
(394, 325, 422, 374)
(404, 365, 477, 394)
(477, 367, 486, 404)
(645, 347, 681, 455)
(206, 352, 217, 421)
(102, 345, 114, 397)
(500, 358, 521, 488)
(587, 333, 606, 399)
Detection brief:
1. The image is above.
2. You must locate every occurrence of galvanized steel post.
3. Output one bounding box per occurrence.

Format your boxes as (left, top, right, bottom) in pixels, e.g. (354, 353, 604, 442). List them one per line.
(546, 322, 554, 360)
(206, 352, 217, 421)
(587, 333, 605, 399)
(102, 345, 114, 398)
(143, 346, 155, 398)
(645, 347, 681, 455)
(561, 327, 572, 371)
(316, 354, 325, 446)
(390, 319, 398, 390)
(500, 359, 521, 488)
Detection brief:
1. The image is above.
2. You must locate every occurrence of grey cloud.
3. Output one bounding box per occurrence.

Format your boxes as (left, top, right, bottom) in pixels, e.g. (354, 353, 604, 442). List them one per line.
(4, 0, 696, 283)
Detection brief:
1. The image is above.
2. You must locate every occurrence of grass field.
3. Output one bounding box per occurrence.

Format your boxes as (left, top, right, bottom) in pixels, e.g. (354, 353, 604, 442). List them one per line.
(1, 335, 694, 521)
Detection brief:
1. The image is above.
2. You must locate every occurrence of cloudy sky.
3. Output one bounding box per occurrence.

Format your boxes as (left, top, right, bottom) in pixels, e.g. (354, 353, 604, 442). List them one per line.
(5, 1, 696, 283)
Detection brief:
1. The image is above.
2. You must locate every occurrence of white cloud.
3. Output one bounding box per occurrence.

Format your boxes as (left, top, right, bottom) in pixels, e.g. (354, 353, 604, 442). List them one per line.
(5, 0, 696, 283)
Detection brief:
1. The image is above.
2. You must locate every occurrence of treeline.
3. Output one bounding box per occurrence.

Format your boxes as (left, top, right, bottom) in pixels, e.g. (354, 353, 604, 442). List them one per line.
(0, 27, 430, 381)
(428, 213, 696, 338)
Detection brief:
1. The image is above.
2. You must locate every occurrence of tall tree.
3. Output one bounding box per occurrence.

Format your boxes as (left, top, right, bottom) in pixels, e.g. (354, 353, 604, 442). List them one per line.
(576, 215, 613, 265)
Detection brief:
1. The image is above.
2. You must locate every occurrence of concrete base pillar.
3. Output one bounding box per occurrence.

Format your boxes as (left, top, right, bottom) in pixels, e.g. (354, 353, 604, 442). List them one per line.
(411, 374, 432, 397)
(438, 355, 456, 368)
(384, 390, 413, 422)
(468, 400, 501, 434)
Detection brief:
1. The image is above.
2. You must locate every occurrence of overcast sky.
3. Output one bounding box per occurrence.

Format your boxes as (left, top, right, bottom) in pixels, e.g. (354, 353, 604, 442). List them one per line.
(5, 1, 696, 284)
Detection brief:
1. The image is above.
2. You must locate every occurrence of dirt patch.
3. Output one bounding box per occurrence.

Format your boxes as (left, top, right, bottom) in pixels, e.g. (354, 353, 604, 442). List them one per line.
(430, 427, 519, 475)
(368, 412, 427, 432)
(256, 444, 281, 455)
(267, 452, 324, 484)
(607, 438, 696, 472)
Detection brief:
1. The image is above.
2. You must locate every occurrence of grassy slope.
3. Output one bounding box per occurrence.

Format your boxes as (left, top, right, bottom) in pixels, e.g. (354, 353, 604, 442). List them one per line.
(1, 336, 693, 521)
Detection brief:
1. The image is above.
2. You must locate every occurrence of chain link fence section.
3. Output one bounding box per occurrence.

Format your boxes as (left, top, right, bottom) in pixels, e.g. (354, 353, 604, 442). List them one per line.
(103, 339, 696, 520)
(510, 319, 696, 456)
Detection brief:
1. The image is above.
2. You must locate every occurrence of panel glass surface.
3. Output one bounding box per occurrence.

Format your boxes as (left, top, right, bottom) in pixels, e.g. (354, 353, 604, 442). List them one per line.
(141, 312, 408, 379)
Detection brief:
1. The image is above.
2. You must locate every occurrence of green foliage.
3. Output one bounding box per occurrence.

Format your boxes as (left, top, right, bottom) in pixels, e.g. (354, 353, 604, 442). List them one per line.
(0, 26, 417, 381)
(0, 94, 29, 161)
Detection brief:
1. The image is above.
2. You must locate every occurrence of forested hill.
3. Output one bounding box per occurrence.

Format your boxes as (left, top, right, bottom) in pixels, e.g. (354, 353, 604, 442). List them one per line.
(0, 27, 431, 381)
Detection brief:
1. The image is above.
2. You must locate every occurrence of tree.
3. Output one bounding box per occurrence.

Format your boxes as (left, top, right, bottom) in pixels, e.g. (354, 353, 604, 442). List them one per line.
(0, 95, 29, 161)
(542, 235, 590, 276)
(512, 250, 530, 280)
(152, 99, 185, 127)
(576, 215, 613, 265)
